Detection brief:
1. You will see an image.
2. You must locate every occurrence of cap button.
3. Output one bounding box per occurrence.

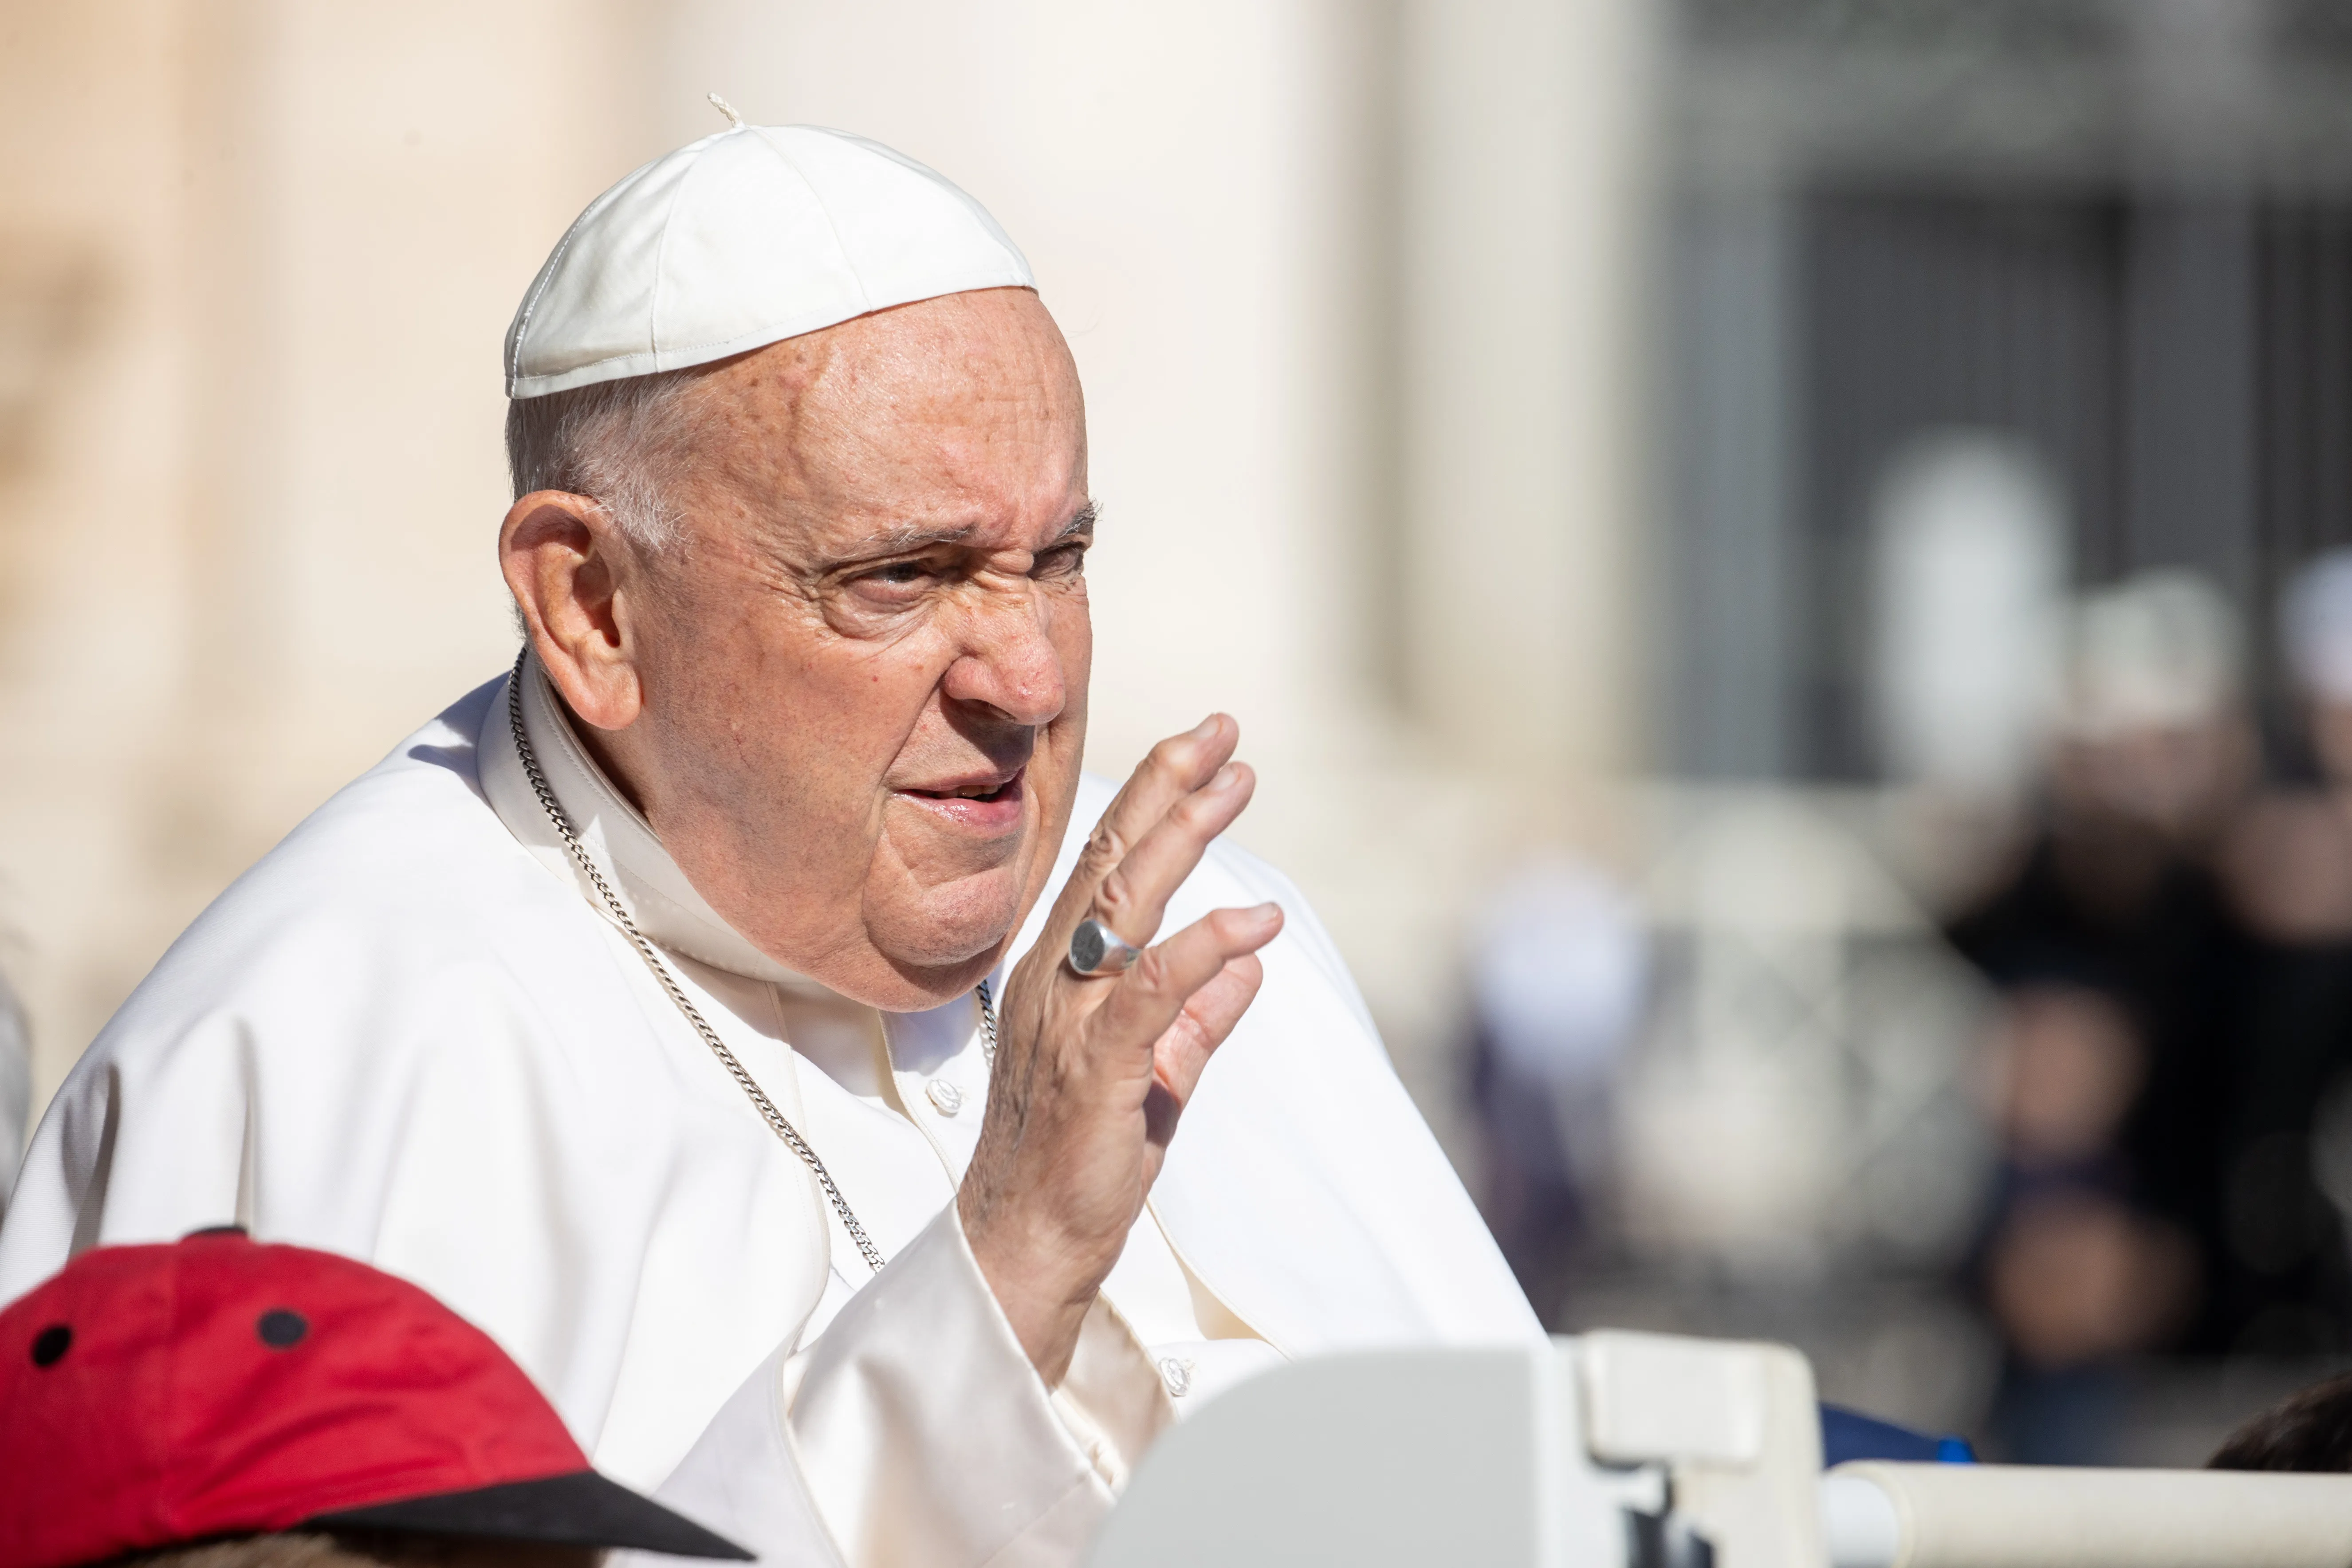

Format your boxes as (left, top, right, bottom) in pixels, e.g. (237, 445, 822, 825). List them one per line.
(257, 1309, 309, 1349)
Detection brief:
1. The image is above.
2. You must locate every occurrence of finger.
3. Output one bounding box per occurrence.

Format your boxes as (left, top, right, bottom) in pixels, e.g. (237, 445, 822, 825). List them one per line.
(1093, 902, 1282, 1061)
(1042, 716, 1237, 939)
(1090, 761, 1256, 949)
(1051, 716, 1235, 931)
(1143, 953, 1266, 1151)
(1155, 952, 1265, 1104)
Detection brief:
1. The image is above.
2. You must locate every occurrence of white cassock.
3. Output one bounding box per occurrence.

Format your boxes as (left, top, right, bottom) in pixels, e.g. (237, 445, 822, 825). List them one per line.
(0, 660, 1540, 1565)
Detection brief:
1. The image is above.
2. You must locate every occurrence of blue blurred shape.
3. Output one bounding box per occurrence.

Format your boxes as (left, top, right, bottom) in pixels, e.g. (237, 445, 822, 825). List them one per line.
(1821, 1403, 1978, 1466)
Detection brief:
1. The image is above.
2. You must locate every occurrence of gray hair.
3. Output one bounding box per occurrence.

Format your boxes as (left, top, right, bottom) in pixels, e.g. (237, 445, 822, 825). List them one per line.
(503, 370, 703, 552)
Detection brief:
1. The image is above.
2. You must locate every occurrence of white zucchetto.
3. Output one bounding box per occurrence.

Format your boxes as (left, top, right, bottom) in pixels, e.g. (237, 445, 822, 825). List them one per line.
(2285, 547, 2352, 704)
(505, 123, 1034, 399)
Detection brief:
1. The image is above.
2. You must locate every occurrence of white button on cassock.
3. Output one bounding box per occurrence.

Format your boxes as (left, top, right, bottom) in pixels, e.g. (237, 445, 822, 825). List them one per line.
(925, 1080, 964, 1116)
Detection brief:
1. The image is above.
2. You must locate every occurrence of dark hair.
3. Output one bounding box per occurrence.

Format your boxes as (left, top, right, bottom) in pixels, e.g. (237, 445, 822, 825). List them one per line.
(2209, 1371, 2352, 1471)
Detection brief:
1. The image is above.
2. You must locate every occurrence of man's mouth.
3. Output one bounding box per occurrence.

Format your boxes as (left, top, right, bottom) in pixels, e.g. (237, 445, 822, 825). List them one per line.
(901, 769, 1023, 804)
(895, 766, 1027, 831)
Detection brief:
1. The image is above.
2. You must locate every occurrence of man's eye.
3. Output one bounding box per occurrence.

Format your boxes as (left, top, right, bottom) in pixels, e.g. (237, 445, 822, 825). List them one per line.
(864, 561, 930, 588)
(1037, 544, 1088, 578)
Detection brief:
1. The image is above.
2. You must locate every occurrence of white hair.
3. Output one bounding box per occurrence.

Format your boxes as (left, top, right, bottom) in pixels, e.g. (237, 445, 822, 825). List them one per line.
(503, 370, 702, 552)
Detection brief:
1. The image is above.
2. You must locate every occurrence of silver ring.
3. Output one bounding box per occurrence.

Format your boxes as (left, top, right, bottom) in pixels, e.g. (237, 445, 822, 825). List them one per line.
(1068, 918, 1144, 977)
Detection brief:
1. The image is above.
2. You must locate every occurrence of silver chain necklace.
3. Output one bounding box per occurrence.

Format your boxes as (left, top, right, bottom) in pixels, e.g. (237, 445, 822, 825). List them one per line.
(505, 650, 999, 1275)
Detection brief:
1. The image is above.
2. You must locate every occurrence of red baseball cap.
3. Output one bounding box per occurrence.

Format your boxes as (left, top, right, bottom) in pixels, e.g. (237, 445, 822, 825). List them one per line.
(0, 1229, 750, 1568)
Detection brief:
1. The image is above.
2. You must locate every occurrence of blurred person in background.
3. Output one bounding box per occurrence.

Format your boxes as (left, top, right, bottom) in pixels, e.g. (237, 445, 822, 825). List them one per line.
(1970, 973, 2198, 1462)
(1950, 571, 2254, 1454)
(1463, 858, 1648, 1321)
(2205, 547, 2352, 1357)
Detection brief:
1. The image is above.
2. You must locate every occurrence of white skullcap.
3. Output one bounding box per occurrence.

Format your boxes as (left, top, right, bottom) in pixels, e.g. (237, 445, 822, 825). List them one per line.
(2284, 548, 2352, 704)
(2063, 568, 2242, 737)
(505, 122, 1033, 399)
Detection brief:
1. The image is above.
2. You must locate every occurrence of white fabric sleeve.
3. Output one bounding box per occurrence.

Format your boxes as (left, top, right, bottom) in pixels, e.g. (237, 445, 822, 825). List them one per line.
(646, 1203, 1172, 1568)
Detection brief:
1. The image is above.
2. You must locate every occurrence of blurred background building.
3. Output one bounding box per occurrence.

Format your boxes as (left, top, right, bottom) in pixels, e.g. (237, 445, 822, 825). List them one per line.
(10, 0, 2352, 1463)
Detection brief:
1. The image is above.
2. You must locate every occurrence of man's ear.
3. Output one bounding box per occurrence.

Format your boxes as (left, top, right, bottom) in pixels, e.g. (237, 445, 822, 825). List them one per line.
(498, 490, 647, 731)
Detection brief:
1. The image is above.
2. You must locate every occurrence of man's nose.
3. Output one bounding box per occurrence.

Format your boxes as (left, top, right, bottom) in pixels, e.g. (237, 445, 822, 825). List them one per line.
(942, 589, 1068, 727)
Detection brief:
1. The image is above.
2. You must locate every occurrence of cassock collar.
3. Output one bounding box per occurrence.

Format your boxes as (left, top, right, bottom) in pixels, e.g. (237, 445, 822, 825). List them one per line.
(477, 650, 817, 989)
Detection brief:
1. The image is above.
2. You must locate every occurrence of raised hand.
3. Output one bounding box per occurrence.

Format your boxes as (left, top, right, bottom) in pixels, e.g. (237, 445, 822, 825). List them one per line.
(957, 714, 1283, 1383)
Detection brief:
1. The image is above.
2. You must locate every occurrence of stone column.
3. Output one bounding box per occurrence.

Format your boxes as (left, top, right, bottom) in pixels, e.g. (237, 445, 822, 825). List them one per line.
(1395, 0, 1658, 779)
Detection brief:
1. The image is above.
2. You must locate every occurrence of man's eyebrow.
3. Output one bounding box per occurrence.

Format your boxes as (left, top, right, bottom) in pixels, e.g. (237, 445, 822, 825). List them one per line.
(849, 520, 969, 557)
(847, 501, 1098, 559)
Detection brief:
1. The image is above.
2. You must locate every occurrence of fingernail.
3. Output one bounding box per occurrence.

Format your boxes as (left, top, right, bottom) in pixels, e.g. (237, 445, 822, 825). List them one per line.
(1253, 901, 1280, 921)
(1210, 763, 1240, 791)
(1191, 715, 1220, 740)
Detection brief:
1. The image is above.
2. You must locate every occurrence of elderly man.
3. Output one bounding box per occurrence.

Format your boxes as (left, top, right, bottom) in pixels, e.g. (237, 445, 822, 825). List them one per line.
(0, 122, 1536, 1565)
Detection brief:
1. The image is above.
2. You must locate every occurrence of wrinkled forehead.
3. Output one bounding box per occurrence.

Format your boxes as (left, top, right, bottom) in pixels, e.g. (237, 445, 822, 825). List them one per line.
(680, 288, 1086, 547)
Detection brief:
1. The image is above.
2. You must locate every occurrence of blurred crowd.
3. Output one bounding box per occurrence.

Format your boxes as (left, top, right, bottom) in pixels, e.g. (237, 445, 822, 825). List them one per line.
(1948, 556, 2352, 1459)
(1465, 546, 2352, 1464)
